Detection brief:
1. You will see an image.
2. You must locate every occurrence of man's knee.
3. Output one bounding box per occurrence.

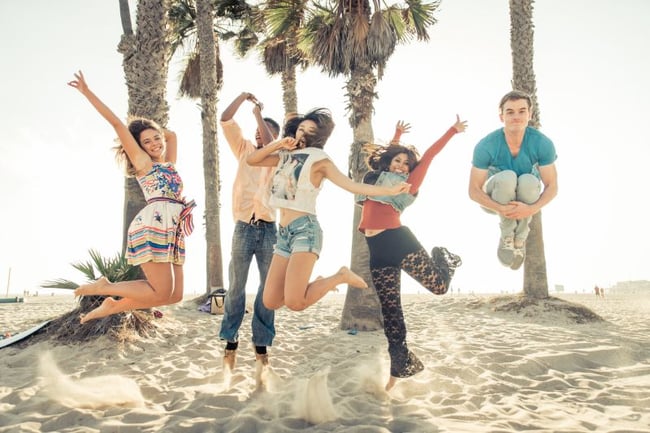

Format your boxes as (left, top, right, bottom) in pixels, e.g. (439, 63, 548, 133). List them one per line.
(487, 170, 517, 204)
(517, 174, 541, 203)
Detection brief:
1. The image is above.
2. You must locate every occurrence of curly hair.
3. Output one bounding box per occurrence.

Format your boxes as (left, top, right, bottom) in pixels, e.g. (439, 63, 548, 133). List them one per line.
(113, 117, 163, 176)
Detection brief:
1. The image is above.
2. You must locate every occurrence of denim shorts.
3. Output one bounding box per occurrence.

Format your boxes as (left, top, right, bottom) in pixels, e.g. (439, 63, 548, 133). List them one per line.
(274, 215, 323, 258)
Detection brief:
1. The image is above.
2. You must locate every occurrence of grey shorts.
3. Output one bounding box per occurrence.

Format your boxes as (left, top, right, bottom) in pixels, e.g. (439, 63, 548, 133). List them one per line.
(274, 215, 323, 258)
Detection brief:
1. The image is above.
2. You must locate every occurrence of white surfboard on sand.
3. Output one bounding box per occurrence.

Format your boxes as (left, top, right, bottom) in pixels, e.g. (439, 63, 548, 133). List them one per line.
(0, 320, 50, 349)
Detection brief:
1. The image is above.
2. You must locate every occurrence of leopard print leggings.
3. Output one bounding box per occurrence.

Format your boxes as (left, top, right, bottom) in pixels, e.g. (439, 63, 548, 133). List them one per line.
(371, 248, 449, 378)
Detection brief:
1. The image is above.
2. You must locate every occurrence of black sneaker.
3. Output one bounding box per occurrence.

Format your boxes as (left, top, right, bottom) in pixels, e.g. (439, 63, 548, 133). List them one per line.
(432, 246, 462, 276)
(431, 246, 462, 290)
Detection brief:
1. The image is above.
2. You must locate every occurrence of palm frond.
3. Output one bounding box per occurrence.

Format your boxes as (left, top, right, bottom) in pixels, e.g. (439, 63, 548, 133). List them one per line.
(214, 0, 253, 20)
(232, 27, 260, 56)
(367, 10, 396, 63)
(168, 0, 198, 53)
(262, 38, 289, 73)
(40, 279, 79, 290)
(348, 11, 369, 61)
(264, 0, 308, 38)
(178, 51, 202, 98)
(41, 249, 140, 291)
(71, 259, 98, 282)
(404, 0, 439, 41)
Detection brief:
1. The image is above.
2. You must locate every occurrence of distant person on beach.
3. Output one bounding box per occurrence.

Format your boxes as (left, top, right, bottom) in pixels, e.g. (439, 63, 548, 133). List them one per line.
(246, 108, 411, 312)
(358, 117, 467, 391)
(469, 90, 558, 270)
(218, 92, 280, 374)
(68, 71, 195, 324)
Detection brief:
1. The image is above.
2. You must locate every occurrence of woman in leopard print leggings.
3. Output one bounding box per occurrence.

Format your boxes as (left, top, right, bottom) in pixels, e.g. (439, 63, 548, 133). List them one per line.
(357, 118, 467, 390)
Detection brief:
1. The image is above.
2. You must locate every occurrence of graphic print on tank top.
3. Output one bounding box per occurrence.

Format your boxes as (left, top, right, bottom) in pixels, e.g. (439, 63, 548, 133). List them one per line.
(271, 153, 308, 201)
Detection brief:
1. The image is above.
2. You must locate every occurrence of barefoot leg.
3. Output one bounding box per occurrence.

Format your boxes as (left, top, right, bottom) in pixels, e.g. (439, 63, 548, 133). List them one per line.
(80, 295, 179, 324)
(300, 266, 368, 309)
(338, 266, 368, 289)
(75, 276, 111, 297)
(80, 297, 119, 324)
(75, 263, 175, 304)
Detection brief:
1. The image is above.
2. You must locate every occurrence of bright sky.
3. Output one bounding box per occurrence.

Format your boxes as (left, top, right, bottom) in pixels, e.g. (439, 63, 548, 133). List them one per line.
(1, 0, 649, 297)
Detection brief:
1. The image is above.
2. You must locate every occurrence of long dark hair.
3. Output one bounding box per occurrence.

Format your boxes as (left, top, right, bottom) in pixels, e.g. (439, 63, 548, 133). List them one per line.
(364, 143, 420, 173)
(282, 108, 335, 149)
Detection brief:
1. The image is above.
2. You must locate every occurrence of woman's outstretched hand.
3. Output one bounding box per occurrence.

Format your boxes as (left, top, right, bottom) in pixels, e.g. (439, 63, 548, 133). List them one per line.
(395, 120, 411, 136)
(453, 115, 468, 133)
(390, 120, 411, 144)
(67, 70, 89, 94)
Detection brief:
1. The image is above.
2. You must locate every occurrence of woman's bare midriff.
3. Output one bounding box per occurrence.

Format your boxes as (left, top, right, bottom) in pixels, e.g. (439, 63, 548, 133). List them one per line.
(278, 208, 310, 227)
(364, 229, 386, 237)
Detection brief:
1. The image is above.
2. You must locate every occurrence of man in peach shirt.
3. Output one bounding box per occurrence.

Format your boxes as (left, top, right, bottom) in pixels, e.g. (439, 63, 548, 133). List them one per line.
(218, 92, 280, 385)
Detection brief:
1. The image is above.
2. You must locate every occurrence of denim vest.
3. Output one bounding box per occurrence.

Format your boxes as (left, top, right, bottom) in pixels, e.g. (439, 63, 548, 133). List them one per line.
(357, 171, 415, 213)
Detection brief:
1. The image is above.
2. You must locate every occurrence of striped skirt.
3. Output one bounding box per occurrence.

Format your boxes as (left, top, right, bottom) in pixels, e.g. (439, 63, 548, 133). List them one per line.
(126, 200, 186, 266)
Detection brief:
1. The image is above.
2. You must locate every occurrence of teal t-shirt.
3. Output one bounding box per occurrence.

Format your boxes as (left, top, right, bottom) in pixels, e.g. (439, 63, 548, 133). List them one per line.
(472, 127, 557, 179)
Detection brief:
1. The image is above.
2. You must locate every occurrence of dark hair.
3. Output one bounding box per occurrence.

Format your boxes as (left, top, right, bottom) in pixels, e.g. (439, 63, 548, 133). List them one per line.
(281, 108, 335, 149)
(263, 117, 280, 137)
(114, 117, 163, 176)
(499, 90, 532, 112)
(364, 143, 420, 173)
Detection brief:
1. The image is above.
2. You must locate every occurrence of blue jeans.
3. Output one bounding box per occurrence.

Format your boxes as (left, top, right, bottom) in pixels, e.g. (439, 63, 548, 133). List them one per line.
(483, 170, 541, 241)
(219, 220, 277, 347)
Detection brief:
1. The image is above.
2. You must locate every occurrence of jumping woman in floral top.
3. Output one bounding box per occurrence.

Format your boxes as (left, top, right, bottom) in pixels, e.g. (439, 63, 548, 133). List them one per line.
(68, 71, 195, 324)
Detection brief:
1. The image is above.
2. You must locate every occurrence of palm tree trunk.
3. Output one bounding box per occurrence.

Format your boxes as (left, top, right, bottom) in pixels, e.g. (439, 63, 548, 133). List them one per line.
(509, 0, 549, 298)
(281, 67, 298, 117)
(117, 0, 173, 252)
(196, 0, 224, 292)
(340, 64, 383, 331)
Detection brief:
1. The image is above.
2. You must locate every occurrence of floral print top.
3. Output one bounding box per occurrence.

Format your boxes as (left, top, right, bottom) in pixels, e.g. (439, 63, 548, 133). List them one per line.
(137, 162, 184, 202)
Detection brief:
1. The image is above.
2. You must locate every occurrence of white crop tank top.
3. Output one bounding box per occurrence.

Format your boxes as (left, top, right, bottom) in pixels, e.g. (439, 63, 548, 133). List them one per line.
(269, 147, 330, 214)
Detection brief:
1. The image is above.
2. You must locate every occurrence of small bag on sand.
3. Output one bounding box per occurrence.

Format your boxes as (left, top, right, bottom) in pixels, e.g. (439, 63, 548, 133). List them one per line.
(209, 289, 226, 315)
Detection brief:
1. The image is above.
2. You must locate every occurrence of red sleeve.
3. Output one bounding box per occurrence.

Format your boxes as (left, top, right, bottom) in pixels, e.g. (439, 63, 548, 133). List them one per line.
(407, 127, 457, 193)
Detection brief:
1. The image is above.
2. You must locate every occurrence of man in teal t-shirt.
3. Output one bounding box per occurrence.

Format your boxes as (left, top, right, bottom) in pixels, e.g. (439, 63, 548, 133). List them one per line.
(469, 90, 558, 270)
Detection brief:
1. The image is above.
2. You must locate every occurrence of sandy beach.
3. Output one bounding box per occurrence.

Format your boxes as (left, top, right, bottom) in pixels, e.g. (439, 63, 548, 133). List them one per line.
(1, 291, 649, 433)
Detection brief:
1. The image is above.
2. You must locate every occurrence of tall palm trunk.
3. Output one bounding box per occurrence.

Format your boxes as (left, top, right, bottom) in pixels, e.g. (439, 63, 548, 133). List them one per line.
(117, 0, 173, 251)
(196, 0, 224, 292)
(340, 63, 383, 331)
(281, 67, 298, 116)
(509, 0, 548, 298)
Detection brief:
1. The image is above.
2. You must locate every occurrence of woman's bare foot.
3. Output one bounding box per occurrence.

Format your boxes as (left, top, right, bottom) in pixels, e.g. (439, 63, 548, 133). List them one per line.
(385, 376, 398, 391)
(79, 297, 118, 324)
(339, 266, 368, 289)
(74, 276, 111, 297)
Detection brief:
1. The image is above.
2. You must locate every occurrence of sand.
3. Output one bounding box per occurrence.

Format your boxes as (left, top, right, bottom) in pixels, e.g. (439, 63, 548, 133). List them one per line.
(0, 291, 649, 433)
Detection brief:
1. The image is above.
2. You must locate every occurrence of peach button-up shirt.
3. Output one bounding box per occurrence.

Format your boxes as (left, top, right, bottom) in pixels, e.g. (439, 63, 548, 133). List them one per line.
(221, 119, 275, 223)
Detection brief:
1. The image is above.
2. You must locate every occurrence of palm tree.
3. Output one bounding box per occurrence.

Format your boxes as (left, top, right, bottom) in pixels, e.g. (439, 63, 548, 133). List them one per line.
(41, 0, 176, 343)
(168, 0, 263, 293)
(293, 0, 440, 330)
(508, 0, 548, 299)
(487, 0, 602, 324)
(258, 0, 313, 116)
(195, 0, 225, 292)
(117, 0, 174, 251)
